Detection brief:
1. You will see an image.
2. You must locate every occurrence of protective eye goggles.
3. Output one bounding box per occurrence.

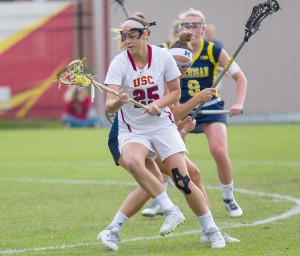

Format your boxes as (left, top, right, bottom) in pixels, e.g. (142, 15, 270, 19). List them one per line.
(180, 22, 204, 29)
(176, 60, 192, 69)
(120, 28, 144, 42)
(120, 21, 157, 42)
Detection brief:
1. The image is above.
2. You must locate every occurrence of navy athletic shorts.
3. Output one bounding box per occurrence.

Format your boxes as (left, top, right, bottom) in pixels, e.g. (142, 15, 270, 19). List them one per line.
(108, 115, 120, 166)
(190, 100, 227, 134)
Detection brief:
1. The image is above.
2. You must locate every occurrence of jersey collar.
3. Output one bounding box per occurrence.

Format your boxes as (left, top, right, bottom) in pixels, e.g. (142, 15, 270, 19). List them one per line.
(192, 40, 204, 63)
(127, 45, 152, 71)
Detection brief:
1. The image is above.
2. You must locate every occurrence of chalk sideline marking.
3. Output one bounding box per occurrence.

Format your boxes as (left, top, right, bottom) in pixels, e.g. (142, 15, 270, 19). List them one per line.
(0, 178, 300, 254)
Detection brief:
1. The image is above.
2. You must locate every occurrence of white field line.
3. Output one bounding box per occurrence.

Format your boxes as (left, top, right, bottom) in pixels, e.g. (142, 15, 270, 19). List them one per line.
(0, 178, 137, 186)
(0, 179, 300, 254)
(0, 160, 114, 166)
(0, 160, 300, 167)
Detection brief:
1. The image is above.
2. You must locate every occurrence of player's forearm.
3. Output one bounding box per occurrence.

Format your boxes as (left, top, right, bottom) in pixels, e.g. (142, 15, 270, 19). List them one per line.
(106, 98, 124, 113)
(172, 93, 206, 122)
(156, 89, 181, 109)
(233, 72, 247, 105)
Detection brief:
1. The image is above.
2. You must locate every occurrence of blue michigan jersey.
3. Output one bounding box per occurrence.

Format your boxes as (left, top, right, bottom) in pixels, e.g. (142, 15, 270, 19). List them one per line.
(180, 40, 222, 105)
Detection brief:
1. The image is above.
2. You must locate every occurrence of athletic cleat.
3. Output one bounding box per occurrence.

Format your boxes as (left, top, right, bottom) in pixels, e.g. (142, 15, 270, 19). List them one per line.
(201, 230, 240, 243)
(141, 201, 164, 217)
(97, 226, 120, 251)
(223, 198, 243, 217)
(203, 227, 226, 249)
(159, 205, 185, 236)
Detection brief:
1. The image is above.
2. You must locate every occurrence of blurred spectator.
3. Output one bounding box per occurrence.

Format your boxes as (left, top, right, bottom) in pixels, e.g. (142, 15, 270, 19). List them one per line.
(61, 86, 100, 128)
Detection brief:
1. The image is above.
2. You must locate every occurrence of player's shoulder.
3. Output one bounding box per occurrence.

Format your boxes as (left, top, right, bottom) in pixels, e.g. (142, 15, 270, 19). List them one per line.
(206, 40, 223, 51)
(153, 45, 173, 65)
(111, 50, 128, 66)
(158, 41, 171, 49)
(114, 50, 128, 60)
(151, 44, 166, 51)
(151, 44, 170, 56)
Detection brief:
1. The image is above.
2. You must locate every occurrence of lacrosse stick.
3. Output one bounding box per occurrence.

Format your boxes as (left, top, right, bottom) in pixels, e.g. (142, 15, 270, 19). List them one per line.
(114, 0, 129, 18)
(54, 59, 150, 111)
(191, 0, 280, 120)
(193, 110, 230, 115)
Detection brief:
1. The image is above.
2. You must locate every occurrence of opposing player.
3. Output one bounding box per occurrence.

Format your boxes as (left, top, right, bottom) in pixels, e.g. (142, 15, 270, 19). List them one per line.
(179, 8, 247, 217)
(142, 29, 239, 244)
(97, 13, 227, 252)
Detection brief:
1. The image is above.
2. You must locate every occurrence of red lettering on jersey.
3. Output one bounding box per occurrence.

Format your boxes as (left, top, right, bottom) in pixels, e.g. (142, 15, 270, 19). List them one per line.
(141, 76, 148, 85)
(133, 78, 141, 87)
(133, 76, 154, 87)
(147, 76, 154, 84)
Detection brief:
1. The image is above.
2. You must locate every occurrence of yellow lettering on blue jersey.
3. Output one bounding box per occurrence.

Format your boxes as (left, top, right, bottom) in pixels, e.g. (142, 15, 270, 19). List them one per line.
(185, 67, 209, 78)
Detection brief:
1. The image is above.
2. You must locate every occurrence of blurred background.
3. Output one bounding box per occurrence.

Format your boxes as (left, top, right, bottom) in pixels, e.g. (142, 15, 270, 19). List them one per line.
(0, 0, 298, 127)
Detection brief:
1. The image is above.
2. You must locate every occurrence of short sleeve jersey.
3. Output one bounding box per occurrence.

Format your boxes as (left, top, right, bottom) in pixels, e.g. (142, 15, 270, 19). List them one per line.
(179, 40, 222, 105)
(104, 45, 181, 132)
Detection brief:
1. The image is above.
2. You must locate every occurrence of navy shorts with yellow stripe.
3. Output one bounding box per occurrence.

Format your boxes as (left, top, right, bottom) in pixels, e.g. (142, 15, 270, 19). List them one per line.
(108, 116, 120, 166)
(190, 100, 227, 134)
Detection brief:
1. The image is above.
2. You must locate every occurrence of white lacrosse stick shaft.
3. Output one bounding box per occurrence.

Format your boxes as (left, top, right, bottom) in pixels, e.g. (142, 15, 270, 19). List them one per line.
(93, 81, 149, 111)
(194, 110, 230, 115)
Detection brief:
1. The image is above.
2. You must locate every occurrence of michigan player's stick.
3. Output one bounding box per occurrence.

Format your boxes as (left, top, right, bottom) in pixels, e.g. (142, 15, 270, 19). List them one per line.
(193, 110, 230, 115)
(54, 59, 150, 111)
(114, 0, 129, 18)
(191, 0, 280, 120)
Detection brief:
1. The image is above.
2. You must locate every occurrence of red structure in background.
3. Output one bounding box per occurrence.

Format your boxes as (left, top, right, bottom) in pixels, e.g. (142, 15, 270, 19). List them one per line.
(0, 4, 74, 119)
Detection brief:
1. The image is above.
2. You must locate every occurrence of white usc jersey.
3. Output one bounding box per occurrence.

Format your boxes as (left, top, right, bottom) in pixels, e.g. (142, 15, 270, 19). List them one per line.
(104, 45, 181, 133)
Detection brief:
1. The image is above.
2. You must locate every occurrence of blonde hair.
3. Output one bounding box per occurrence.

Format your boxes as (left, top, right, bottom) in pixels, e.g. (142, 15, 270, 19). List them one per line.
(169, 29, 194, 51)
(179, 8, 206, 26)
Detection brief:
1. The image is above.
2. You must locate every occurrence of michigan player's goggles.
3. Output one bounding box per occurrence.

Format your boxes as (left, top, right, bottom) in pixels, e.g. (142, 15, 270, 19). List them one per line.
(169, 47, 193, 69)
(180, 21, 204, 29)
(176, 60, 192, 69)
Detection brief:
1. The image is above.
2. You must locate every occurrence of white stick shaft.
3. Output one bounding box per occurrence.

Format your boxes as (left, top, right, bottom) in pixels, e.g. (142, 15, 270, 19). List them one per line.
(192, 109, 230, 115)
(93, 81, 149, 110)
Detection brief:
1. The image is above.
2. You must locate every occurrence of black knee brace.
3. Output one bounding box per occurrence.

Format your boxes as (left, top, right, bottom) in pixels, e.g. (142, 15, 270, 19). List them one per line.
(171, 168, 191, 194)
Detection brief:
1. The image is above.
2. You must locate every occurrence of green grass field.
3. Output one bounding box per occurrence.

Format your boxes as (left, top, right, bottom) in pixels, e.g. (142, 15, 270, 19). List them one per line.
(0, 124, 300, 256)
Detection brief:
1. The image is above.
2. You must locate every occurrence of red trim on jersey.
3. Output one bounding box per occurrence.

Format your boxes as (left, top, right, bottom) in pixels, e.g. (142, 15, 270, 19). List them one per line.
(164, 109, 175, 123)
(127, 50, 137, 71)
(120, 108, 132, 132)
(147, 45, 152, 68)
(127, 44, 153, 71)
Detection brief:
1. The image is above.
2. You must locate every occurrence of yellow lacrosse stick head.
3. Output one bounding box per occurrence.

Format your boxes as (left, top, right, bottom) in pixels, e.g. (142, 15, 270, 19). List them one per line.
(75, 75, 91, 87)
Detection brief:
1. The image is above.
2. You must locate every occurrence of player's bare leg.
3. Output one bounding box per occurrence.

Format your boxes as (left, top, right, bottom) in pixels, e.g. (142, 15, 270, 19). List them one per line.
(202, 122, 243, 217)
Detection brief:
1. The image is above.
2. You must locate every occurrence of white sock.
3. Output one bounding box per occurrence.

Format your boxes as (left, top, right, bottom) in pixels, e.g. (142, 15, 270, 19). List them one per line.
(163, 182, 168, 191)
(197, 211, 217, 232)
(221, 181, 234, 200)
(109, 210, 128, 228)
(153, 191, 174, 211)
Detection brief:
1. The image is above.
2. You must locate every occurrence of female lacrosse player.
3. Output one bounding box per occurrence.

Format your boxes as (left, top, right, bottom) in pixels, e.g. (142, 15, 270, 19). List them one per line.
(178, 8, 247, 218)
(142, 29, 239, 244)
(97, 14, 227, 252)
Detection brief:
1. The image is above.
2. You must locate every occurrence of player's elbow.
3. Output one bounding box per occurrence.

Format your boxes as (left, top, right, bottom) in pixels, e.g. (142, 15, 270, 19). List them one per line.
(173, 88, 181, 102)
(105, 100, 116, 113)
(233, 72, 247, 87)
